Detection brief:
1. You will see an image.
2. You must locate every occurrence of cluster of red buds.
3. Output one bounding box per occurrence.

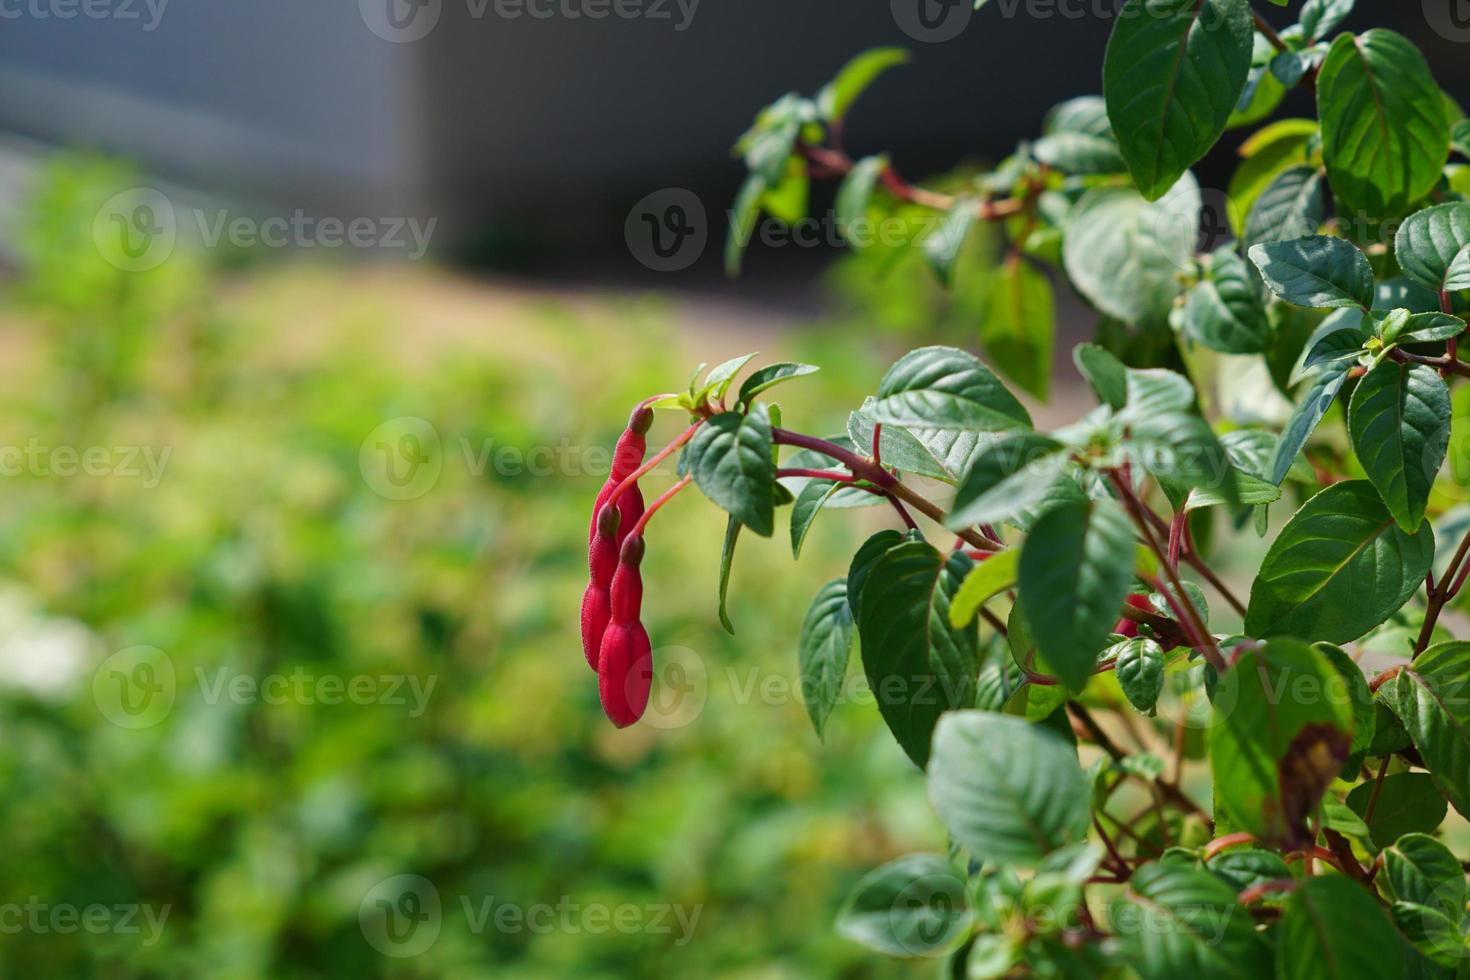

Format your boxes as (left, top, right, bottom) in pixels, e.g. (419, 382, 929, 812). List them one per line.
(581, 405, 698, 728)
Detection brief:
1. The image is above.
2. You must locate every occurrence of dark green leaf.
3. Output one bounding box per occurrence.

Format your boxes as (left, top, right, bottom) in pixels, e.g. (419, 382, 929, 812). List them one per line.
(1318, 30, 1449, 221)
(1182, 247, 1271, 353)
(869, 346, 1031, 433)
(1345, 773, 1449, 852)
(718, 516, 741, 634)
(858, 543, 978, 766)
(1348, 360, 1451, 532)
(1276, 875, 1406, 980)
(686, 407, 778, 536)
(817, 48, 910, 123)
(1301, 0, 1354, 42)
(1384, 641, 1470, 817)
(1245, 481, 1434, 644)
(737, 361, 819, 406)
(1110, 863, 1270, 980)
(847, 529, 908, 619)
(927, 711, 1090, 866)
(1244, 165, 1325, 247)
(1394, 202, 1470, 292)
(1384, 834, 1465, 917)
(1102, 0, 1254, 200)
(835, 155, 887, 244)
(1269, 319, 1365, 484)
(1018, 497, 1134, 692)
(1113, 638, 1165, 713)
(1074, 343, 1128, 410)
(798, 578, 855, 740)
(790, 479, 841, 559)
(1248, 235, 1374, 311)
(835, 853, 970, 958)
(725, 173, 766, 277)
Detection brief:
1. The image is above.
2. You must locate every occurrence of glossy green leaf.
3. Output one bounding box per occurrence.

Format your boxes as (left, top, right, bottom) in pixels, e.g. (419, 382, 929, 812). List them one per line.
(1113, 638, 1165, 713)
(1018, 497, 1134, 692)
(947, 433, 1069, 530)
(1246, 481, 1434, 644)
(1248, 235, 1374, 311)
(1227, 117, 1316, 235)
(846, 529, 909, 619)
(1102, 0, 1254, 200)
(1063, 175, 1201, 325)
(1073, 343, 1128, 410)
(1384, 641, 1470, 817)
(847, 402, 966, 483)
(980, 258, 1054, 400)
(685, 407, 778, 536)
(1301, 0, 1354, 42)
(858, 542, 978, 767)
(737, 361, 819, 406)
(1393, 312, 1466, 346)
(869, 346, 1031, 433)
(790, 479, 842, 559)
(1210, 639, 1354, 844)
(1394, 202, 1470, 292)
(798, 578, 854, 740)
(948, 550, 1019, 629)
(1109, 863, 1270, 980)
(1318, 30, 1449, 221)
(1345, 773, 1449, 852)
(817, 48, 910, 123)
(1384, 834, 1465, 916)
(926, 711, 1089, 866)
(1277, 876, 1408, 980)
(1348, 360, 1451, 532)
(717, 516, 741, 634)
(1444, 243, 1470, 292)
(1269, 316, 1367, 484)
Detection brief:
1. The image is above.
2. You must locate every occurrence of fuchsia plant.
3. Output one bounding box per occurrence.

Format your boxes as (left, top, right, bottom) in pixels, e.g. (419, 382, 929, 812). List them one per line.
(588, 1, 1470, 975)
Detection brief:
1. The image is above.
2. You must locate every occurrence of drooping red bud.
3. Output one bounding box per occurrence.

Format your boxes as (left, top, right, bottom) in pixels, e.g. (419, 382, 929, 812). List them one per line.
(599, 620, 653, 728)
(628, 405, 655, 435)
(580, 583, 612, 670)
(1114, 593, 1154, 638)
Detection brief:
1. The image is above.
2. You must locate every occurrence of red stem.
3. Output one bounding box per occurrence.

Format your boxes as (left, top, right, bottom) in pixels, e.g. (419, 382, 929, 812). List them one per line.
(607, 422, 702, 508)
(632, 475, 693, 536)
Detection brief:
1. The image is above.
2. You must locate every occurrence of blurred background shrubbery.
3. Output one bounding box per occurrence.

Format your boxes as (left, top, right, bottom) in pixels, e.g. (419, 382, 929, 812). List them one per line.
(0, 156, 983, 978)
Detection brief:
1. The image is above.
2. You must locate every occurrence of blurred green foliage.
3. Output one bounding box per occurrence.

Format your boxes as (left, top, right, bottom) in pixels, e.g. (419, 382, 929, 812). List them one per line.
(0, 158, 947, 978)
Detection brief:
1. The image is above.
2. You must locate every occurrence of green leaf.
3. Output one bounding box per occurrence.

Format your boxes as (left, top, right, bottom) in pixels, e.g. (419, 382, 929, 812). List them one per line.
(947, 434, 1069, 530)
(847, 529, 908, 619)
(1394, 202, 1470, 292)
(925, 201, 978, 285)
(1210, 639, 1354, 845)
(685, 407, 778, 536)
(869, 346, 1031, 433)
(1384, 641, 1470, 817)
(1393, 312, 1466, 345)
(1035, 96, 1125, 174)
(948, 550, 1019, 629)
(1245, 481, 1434, 644)
(858, 543, 979, 767)
(1301, 0, 1354, 42)
(1183, 247, 1270, 354)
(1243, 165, 1325, 247)
(835, 155, 887, 244)
(1454, 119, 1470, 160)
(1318, 30, 1449, 221)
(790, 479, 841, 559)
(835, 853, 969, 958)
(699, 352, 758, 403)
(926, 711, 1090, 866)
(717, 516, 741, 634)
(1384, 834, 1465, 916)
(1102, 0, 1254, 200)
(1109, 863, 1270, 980)
(1248, 235, 1375, 311)
(1276, 876, 1406, 980)
(1018, 497, 1134, 692)
(1204, 847, 1291, 893)
(1269, 315, 1367, 483)
(980, 259, 1054, 400)
(1227, 117, 1317, 234)
(1345, 773, 1449, 852)
(1063, 175, 1201, 325)
(798, 578, 855, 740)
(1073, 344, 1129, 410)
(1316, 642, 1375, 763)
(1444, 244, 1470, 292)
(1113, 638, 1165, 713)
(725, 172, 766, 277)
(737, 361, 819, 406)
(1348, 360, 1451, 532)
(817, 47, 910, 123)
(847, 404, 959, 483)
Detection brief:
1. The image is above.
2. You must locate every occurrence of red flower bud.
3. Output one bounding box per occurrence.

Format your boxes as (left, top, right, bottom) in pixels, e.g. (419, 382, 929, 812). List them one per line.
(1113, 593, 1153, 638)
(598, 620, 652, 728)
(581, 411, 652, 669)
